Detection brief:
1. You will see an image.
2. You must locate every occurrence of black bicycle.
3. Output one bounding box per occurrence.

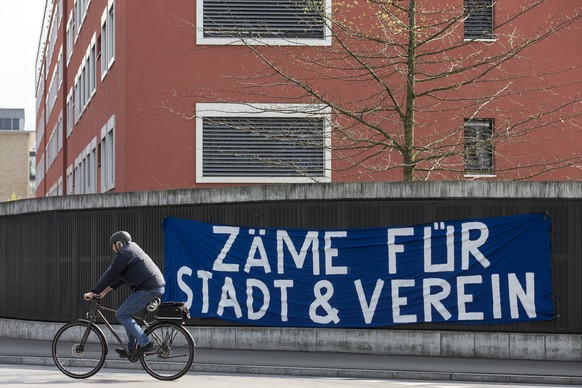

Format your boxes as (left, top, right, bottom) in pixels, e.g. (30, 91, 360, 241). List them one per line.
(52, 295, 195, 380)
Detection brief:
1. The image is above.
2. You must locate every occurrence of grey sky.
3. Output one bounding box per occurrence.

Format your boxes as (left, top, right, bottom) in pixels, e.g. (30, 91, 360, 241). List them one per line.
(0, 0, 46, 132)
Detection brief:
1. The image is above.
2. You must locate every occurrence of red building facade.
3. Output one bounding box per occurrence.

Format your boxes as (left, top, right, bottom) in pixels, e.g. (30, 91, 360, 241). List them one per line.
(35, 0, 582, 196)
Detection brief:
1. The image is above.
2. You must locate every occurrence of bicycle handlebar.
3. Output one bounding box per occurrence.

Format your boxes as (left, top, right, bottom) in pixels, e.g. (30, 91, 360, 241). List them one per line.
(85, 294, 102, 307)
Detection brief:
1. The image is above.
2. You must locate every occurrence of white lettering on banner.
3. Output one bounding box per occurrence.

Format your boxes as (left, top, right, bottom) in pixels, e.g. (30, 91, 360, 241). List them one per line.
(509, 272, 536, 318)
(277, 230, 320, 275)
(212, 222, 492, 279)
(387, 227, 415, 274)
(246, 278, 270, 320)
(423, 278, 452, 321)
(354, 279, 384, 324)
(244, 229, 272, 273)
(176, 265, 538, 325)
(389, 222, 492, 275)
(424, 223, 455, 273)
(212, 226, 240, 272)
(218, 277, 242, 318)
(178, 266, 194, 311)
(324, 231, 348, 275)
(309, 280, 340, 324)
(274, 279, 294, 322)
(392, 279, 417, 323)
(457, 275, 484, 320)
(492, 274, 502, 319)
(461, 222, 490, 270)
(196, 270, 212, 313)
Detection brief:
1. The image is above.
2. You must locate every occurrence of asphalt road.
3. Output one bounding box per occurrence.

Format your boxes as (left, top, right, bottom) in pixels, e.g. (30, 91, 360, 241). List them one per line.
(1, 364, 579, 388)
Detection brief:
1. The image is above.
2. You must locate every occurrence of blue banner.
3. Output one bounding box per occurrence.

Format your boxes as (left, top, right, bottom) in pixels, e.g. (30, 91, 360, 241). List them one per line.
(162, 213, 553, 327)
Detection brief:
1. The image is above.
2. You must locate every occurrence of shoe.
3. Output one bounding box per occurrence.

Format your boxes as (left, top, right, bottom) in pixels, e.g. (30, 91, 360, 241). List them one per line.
(132, 342, 154, 357)
(115, 348, 129, 358)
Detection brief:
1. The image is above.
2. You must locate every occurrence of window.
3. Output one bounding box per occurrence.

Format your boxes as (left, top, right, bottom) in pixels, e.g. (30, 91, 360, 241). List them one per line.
(66, 10, 74, 64)
(464, 0, 494, 40)
(46, 49, 62, 116)
(57, 112, 63, 152)
(74, 138, 98, 194)
(66, 89, 73, 137)
(29, 150, 36, 186)
(464, 119, 494, 175)
(100, 115, 116, 192)
(74, 0, 92, 39)
(36, 154, 45, 190)
(74, 76, 80, 122)
(66, 165, 74, 195)
(89, 36, 96, 97)
(100, 12, 107, 78)
(0, 118, 20, 130)
(196, 103, 331, 183)
(74, 36, 97, 120)
(197, 0, 331, 46)
(36, 111, 45, 150)
(101, 0, 115, 79)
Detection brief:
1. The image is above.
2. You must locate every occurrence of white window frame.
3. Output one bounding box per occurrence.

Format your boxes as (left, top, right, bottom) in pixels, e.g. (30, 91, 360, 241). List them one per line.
(196, 0, 332, 46)
(74, 138, 98, 194)
(196, 103, 331, 183)
(89, 33, 97, 98)
(74, 74, 80, 123)
(36, 154, 45, 189)
(100, 115, 116, 192)
(66, 165, 74, 195)
(66, 88, 73, 137)
(66, 10, 74, 64)
(101, 9, 108, 79)
(107, 0, 115, 66)
(100, 0, 115, 79)
(57, 111, 63, 152)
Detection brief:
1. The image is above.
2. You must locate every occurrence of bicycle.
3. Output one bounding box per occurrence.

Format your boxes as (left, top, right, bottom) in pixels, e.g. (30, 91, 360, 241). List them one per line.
(52, 295, 195, 380)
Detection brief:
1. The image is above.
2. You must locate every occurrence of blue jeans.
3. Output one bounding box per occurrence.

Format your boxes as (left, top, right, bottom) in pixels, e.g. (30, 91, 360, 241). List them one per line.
(115, 287, 164, 350)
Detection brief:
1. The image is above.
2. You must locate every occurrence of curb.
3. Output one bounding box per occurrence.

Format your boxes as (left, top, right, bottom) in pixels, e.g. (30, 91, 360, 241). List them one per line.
(1, 355, 581, 385)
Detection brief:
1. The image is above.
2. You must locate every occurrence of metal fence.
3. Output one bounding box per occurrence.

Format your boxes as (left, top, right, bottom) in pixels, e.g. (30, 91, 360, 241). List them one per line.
(0, 182, 580, 334)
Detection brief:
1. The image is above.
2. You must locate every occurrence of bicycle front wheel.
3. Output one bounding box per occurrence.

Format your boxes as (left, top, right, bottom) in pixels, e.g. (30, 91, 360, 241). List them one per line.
(52, 321, 107, 379)
(140, 322, 195, 380)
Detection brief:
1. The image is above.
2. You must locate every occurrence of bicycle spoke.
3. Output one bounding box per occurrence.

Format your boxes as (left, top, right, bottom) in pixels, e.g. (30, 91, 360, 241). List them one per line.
(52, 322, 107, 379)
(140, 322, 194, 380)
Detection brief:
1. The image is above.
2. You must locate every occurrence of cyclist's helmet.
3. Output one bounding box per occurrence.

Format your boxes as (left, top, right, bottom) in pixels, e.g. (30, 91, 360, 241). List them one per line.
(110, 231, 132, 245)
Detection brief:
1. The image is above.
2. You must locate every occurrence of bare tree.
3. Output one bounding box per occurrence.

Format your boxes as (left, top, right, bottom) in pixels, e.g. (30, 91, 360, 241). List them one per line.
(162, 0, 582, 181)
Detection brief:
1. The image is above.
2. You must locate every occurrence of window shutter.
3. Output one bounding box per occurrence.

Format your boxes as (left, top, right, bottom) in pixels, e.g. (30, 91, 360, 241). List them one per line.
(203, 0, 326, 39)
(202, 117, 325, 177)
(464, 119, 494, 173)
(464, 0, 494, 40)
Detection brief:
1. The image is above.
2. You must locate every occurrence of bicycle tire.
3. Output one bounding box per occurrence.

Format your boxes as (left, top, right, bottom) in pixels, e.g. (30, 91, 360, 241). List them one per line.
(140, 321, 195, 380)
(52, 321, 107, 379)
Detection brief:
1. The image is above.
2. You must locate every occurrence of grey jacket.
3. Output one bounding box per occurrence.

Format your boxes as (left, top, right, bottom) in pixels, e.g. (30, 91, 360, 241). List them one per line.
(91, 242, 166, 294)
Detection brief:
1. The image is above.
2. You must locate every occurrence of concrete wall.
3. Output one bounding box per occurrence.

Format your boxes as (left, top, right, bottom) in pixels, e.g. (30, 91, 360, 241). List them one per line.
(1, 181, 581, 360)
(2, 180, 582, 216)
(1, 318, 580, 361)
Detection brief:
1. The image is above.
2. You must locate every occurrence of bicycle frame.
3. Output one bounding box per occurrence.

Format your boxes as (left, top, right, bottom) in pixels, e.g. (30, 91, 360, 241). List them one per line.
(81, 298, 155, 357)
(53, 296, 195, 380)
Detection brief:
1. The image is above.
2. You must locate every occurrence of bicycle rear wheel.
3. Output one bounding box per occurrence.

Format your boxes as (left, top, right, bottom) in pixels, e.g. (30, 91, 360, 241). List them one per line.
(140, 322, 195, 380)
(52, 321, 107, 379)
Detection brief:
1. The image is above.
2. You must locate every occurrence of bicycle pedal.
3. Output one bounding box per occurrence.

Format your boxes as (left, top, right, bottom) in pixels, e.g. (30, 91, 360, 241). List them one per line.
(115, 348, 129, 358)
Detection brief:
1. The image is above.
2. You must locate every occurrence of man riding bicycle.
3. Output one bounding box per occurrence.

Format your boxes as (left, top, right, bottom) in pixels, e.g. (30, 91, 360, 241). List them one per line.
(83, 231, 165, 357)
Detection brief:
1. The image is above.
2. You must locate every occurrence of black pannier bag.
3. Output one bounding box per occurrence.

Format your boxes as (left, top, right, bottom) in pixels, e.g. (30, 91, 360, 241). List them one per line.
(155, 302, 190, 321)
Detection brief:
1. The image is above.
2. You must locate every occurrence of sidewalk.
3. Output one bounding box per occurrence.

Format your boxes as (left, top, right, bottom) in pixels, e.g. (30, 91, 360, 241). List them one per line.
(1, 336, 581, 385)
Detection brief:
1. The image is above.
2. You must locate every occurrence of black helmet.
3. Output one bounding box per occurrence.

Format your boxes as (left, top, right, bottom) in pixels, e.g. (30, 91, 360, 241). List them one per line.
(110, 231, 132, 245)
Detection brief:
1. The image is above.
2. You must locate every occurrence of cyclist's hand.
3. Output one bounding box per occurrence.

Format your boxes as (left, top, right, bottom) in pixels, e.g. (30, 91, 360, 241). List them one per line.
(83, 292, 95, 301)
